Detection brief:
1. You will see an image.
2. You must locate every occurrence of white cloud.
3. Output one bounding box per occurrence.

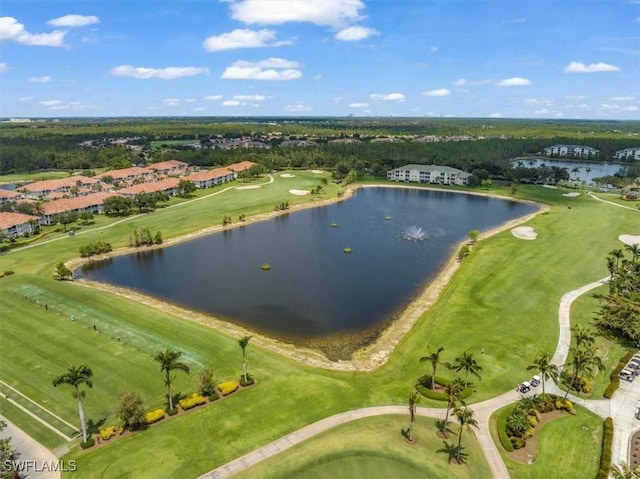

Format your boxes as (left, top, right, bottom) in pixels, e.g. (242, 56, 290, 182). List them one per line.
(203, 28, 291, 52)
(430, 46, 438, 53)
(564, 61, 620, 73)
(622, 105, 639, 112)
(348, 102, 369, 108)
(229, 0, 364, 28)
(452, 78, 466, 86)
(29, 76, 51, 83)
(163, 98, 182, 106)
(609, 96, 636, 101)
(19, 96, 34, 102)
(38, 99, 91, 111)
(490, 112, 502, 118)
(335, 26, 379, 41)
(204, 95, 223, 101)
(452, 78, 491, 87)
(232, 95, 267, 101)
(422, 88, 451, 97)
(284, 103, 313, 112)
(47, 15, 99, 28)
(496, 77, 532, 86)
(370, 93, 405, 102)
(524, 97, 553, 106)
(221, 58, 301, 81)
(111, 65, 210, 79)
(0, 63, 6, 73)
(222, 100, 242, 106)
(0, 17, 67, 47)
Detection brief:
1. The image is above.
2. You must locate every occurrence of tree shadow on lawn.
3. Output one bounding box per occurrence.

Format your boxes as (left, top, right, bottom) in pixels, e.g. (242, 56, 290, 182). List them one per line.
(437, 441, 468, 465)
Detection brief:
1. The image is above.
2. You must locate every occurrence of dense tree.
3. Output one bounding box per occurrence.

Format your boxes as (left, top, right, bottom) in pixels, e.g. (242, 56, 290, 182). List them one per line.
(54, 262, 73, 280)
(78, 211, 94, 225)
(0, 420, 18, 479)
(116, 392, 146, 431)
(103, 196, 134, 216)
(154, 349, 190, 411)
(197, 366, 216, 397)
(175, 179, 196, 198)
(52, 365, 93, 443)
(53, 212, 79, 232)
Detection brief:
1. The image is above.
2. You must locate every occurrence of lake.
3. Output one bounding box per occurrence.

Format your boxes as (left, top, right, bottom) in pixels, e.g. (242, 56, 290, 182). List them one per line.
(77, 187, 538, 346)
(512, 158, 624, 184)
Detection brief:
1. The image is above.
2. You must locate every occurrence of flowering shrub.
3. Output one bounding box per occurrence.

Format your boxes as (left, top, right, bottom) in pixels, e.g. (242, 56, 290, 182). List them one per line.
(218, 380, 240, 396)
(179, 393, 207, 410)
(100, 426, 117, 441)
(145, 408, 165, 424)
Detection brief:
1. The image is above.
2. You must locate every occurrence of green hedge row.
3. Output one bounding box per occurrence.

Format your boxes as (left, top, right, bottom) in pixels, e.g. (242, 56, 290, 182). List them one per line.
(604, 350, 637, 399)
(415, 383, 473, 401)
(497, 405, 516, 452)
(596, 417, 613, 479)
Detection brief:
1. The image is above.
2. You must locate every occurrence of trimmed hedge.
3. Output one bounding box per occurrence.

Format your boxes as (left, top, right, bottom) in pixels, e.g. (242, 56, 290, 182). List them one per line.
(497, 405, 516, 452)
(604, 350, 637, 399)
(415, 375, 473, 402)
(80, 437, 95, 449)
(596, 417, 614, 479)
(179, 393, 207, 410)
(218, 380, 240, 396)
(145, 408, 165, 424)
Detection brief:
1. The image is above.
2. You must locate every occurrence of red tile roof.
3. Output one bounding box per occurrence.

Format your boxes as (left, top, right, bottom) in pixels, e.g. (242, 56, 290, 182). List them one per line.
(184, 167, 234, 182)
(147, 160, 189, 171)
(0, 189, 20, 200)
(22, 176, 98, 193)
(226, 161, 256, 172)
(0, 212, 40, 229)
(41, 192, 117, 216)
(118, 178, 180, 195)
(95, 166, 154, 180)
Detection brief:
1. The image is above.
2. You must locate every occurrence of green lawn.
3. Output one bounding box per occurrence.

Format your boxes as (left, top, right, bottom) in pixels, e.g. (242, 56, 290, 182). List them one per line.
(234, 415, 491, 479)
(0, 171, 83, 184)
(491, 404, 604, 479)
(0, 176, 636, 478)
(0, 397, 66, 450)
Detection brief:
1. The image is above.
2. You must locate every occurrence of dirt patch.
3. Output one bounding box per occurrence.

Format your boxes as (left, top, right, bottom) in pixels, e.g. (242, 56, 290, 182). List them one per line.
(508, 410, 566, 464)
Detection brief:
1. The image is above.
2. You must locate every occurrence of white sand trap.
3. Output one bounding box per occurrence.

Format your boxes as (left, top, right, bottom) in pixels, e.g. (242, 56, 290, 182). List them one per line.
(619, 234, 640, 246)
(542, 184, 558, 189)
(511, 226, 538, 240)
(235, 185, 261, 190)
(289, 189, 310, 196)
(562, 192, 580, 197)
(311, 170, 324, 174)
(280, 173, 296, 178)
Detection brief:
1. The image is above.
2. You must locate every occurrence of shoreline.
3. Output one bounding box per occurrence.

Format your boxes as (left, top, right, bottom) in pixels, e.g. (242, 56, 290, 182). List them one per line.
(69, 181, 547, 372)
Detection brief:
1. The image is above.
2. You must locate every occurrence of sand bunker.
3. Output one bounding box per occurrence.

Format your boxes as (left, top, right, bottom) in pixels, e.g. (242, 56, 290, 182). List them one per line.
(280, 173, 296, 178)
(542, 184, 558, 189)
(236, 185, 261, 190)
(289, 189, 310, 196)
(311, 170, 324, 174)
(511, 226, 538, 240)
(619, 234, 640, 246)
(562, 192, 580, 197)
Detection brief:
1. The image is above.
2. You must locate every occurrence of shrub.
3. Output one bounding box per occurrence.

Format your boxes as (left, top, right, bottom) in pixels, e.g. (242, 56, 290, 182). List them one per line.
(166, 408, 178, 416)
(605, 350, 637, 398)
(528, 416, 538, 427)
(511, 437, 526, 449)
(116, 392, 146, 431)
(240, 375, 255, 387)
(3, 270, 14, 276)
(218, 380, 240, 396)
(597, 418, 613, 479)
(179, 393, 207, 410)
(197, 366, 216, 397)
(80, 437, 95, 449)
(497, 406, 515, 452)
(144, 409, 165, 424)
(99, 426, 117, 441)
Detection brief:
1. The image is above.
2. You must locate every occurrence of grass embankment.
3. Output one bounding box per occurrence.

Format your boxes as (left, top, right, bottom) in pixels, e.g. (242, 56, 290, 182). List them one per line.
(490, 404, 603, 479)
(0, 176, 636, 478)
(234, 415, 491, 479)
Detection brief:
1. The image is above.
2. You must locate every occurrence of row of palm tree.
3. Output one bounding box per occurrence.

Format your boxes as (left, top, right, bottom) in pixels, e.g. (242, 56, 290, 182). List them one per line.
(52, 336, 253, 445)
(419, 346, 482, 390)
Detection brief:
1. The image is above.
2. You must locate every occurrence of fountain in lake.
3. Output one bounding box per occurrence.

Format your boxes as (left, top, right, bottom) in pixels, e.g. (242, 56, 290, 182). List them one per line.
(402, 225, 428, 241)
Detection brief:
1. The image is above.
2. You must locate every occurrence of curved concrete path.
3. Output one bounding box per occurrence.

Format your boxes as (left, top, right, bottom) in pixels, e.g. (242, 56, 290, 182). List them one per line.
(199, 275, 638, 479)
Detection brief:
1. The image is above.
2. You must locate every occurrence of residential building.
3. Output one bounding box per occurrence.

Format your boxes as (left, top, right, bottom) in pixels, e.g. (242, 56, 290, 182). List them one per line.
(0, 189, 21, 203)
(40, 192, 116, 225)
(147, 160, 191, 176)
(543, 145, 599, 158)
(184, 167, 236, 188)
(94, 166, 154, 185)
(21, 176, 99, 199)
(0, 212, 40, 236)
(613, 147, 640, 161)
(387, 164, 471, 185)
(118, 178, 180, 198)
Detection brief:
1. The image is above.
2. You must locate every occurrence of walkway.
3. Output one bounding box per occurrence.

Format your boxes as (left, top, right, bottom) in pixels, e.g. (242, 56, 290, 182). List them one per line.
(0, 415, 60, 479)
(199, 275, 638, 479)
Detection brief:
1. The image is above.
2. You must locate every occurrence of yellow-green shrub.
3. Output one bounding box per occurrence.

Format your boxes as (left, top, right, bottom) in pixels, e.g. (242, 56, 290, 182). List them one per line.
(528, 416, 538, 427)
(218, 380, 240, 396)
(145, 409, 165, 424)
(99, 426, 117, 441)
(179, 393, 207, 410)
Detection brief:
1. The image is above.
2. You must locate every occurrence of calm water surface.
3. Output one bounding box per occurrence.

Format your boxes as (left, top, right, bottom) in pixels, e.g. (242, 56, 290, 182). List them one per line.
(78, 187, 537, 341)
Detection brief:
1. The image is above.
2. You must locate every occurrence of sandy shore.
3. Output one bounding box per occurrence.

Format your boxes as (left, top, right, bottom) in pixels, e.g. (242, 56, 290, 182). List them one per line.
(69, 183, 546, 371)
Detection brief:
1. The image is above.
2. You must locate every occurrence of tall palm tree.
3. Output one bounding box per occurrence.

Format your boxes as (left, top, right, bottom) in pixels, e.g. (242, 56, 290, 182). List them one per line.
(419, 346, 448, 390)
(452, 352, 482, 387)
(443, 378, 465, 432)
(239, 336, 252, 383)
(154, 349, 190, 411)
(407, 390, 419, 441)
(609, 249, 624, 268)
(571, 325, 595, 348)
(625, 243, 640, 263)
(564, 345, 604, 399)
(453, 407, 478, 462)
(527, 351, 559, 398)
(585, 167, 592, 182)
(52, 365, 93, 443)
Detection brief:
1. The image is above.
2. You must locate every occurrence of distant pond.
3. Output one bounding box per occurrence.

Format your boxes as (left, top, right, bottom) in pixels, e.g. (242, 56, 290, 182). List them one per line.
(78, 187, 537, 347)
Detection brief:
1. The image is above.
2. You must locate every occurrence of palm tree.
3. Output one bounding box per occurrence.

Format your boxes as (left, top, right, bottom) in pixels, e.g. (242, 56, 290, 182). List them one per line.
(527, 351, 559, 398)
(407, 390, 419, 441)
(564, 345, 604, 399)
(610, 463, 640, 479)
(585, 167, 592, 183)
(239, 336, 252, 383)
(443, 378, 465, 434)
(452, 352, 482, 387)
(154, 348, 190, 411)
(625, 243, 640, 263)
(571, 325, 595, 348)
(453, 407, 478, 462)
(419, 346, 448, 390)
(609, 249, 624, 268)
(52, 365, 93, 443)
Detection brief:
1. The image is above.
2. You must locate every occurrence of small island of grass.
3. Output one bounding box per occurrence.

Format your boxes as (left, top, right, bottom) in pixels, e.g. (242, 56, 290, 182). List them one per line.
(261, 263, 272, 270)
(343, 247, 352, 254)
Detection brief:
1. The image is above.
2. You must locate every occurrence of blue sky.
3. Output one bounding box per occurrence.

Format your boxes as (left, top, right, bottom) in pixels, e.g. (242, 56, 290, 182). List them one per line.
(1, 0, 639, 119)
